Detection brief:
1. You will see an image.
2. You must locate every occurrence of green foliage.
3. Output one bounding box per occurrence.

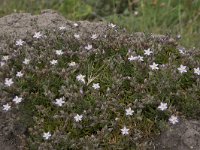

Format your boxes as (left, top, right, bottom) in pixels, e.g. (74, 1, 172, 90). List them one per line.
(0, 0, 200, 149)
(105, 0, 200, 47)
(1, 23, 200, 149)
(58, 0, 92, 19)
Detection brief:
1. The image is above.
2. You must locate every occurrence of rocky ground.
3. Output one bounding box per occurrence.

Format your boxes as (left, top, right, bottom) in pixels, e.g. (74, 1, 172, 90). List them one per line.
(0, 10, 199, 149)
(153, 120, 200, 150)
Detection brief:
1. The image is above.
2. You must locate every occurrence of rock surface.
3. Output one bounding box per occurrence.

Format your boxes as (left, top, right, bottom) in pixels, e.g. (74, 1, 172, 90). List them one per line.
(153, 120, 200, 150)
(0, 10, 176, 54)
(0, 10, 199, 150)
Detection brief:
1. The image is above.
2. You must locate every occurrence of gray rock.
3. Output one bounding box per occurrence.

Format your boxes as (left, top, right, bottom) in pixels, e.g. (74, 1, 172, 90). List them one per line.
(153, 120, 200, 150)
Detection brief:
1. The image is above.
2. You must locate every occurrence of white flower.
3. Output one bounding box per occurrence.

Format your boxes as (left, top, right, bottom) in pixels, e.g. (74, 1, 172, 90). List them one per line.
(55, 50, 64, 56)
(137, 55, 144, 62)
(91, 34, 98, 40)
(92, 83, 100, 90)
(169, 115, 179, 125)
(128, 55, 138, 61)
(179, 49, 185, 54)
(178, 47, 185, 54)
(128, 55, 143, 62)
(50, 59, 58, 65)
(144, 48, 153, 56)
(108, 23, 116, 28)
(16, 71, 23, 78)
(85, 44, 92, 50)
(16, 39, 25, 46)
(68, 61, 76, 67)
(161, 64, 166, 68)
(59, 26, 66, 30)
(33, 32, 42, 39)
(54, 97, 65, 107)
(2, 55, 9, 61)
(134, 11, 139, 16)
(5, 78, 14, 86)
(76, 74, 86, 84)
(43, 132, 51, 140)
(80, 88, 83, 94)
(13, 96, 23, 104)
(158, 102, 168, 111)
(177, 34, 181, 39)
(74, 34, 80, 39)
(120, 126, 129, 135)
(74, 23, 79, 27)
(150, 62, 159, 70)
(178, 65, 187, 74)
(125, 107, 134, 116)
(194, 67, 200, 75)
(23, 58, 30, 65)
(1, 61, 5, 67)
(3, 103, 11, 111)
(74, 114, 83, 122)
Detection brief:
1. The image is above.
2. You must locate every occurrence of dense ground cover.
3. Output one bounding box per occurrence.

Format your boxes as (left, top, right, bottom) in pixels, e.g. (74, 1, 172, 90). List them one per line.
(0, 11, 200, 148)
(0, 0, 200, 149)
